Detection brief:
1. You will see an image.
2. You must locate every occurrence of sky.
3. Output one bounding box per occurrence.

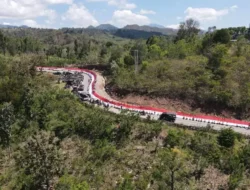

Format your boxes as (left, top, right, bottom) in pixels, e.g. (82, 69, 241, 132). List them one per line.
(0, 0, 250, 29)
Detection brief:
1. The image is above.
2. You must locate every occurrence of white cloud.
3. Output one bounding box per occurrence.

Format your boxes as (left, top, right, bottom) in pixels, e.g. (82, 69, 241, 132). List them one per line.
(176, 16, 182, 20)
(0, 0, 62, 20)
(2, 22, 10, 25)
(185, 7, 229, 22)
(62, 4, 99, 27)
(185, 6, 238, 22)
(44, 0, 73, 4)
(230, 5, 238, 11)
(139, 9, 156, 15)
(43, 9, 57, 20)
(0, 0, 45, 19)
(166, 24, 180, 29)
(87, 0, 136, 9)
(110, 10, 150, 27)
(22, 19, 41, 28)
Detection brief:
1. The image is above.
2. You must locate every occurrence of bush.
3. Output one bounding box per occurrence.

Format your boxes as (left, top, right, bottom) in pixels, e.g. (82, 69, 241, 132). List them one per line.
(217, 128, 236, 148)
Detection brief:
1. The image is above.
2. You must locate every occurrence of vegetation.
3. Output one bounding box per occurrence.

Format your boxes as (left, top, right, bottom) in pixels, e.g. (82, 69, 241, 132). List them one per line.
(1, 19, 250, 189)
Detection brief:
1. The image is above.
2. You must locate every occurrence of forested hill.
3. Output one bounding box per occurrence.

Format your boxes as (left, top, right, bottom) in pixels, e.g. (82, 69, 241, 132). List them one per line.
(0, 24, 177, 39)
(1, 20, 250, 120)
(2, 19, 250, 189)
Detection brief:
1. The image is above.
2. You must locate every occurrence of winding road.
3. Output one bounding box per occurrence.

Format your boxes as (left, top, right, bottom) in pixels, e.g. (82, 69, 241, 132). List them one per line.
(38, 66, 250, 135)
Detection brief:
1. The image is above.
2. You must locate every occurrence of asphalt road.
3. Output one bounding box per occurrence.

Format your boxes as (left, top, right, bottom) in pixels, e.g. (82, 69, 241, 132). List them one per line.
(60, 69, 250, 136)
(81, 73, 91, 94)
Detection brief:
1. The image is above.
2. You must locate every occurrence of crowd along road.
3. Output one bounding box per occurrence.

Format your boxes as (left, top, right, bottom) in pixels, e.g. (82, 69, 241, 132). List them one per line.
(37, 66, 250, 135)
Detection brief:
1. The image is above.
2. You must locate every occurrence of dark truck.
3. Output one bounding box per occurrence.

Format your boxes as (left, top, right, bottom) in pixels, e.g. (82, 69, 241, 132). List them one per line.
(159, 112, 177, 122)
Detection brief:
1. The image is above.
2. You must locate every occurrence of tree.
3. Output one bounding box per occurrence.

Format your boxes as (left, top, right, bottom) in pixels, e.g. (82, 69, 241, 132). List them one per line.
(207, 44, 228, 72)
(202, 33, 214, 51)
(240, 145, 250, 172)
(245, 25, 250, 40)
(146, 36, 160, 46)
(213, 29, 231, 44)
(117, 174, 135, 190)
(217, 128, 236, 148)
(74, 39, 78, 56)
(154, 148, 193, 190)
(130, 40, 148, 64)
(148, 44, 162, 59)
(106, 41, 113, 48)
(15, 131, 63, 189)
(0, 31, 7, 55)
(164, 130, 182, 148)
(109, 46, 123, 65)
(0, 103, 15, 146)
(175, 18, 200, 42)
(124, 55, 134, 66)
(56, 175, 89, 190)
(66, 47, 70, 59)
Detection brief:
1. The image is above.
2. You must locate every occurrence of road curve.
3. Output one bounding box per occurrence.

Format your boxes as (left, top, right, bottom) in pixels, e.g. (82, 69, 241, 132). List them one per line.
(37, 66, 250, 135)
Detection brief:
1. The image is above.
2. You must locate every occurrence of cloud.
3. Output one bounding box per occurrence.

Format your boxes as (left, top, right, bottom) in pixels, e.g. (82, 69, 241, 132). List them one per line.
(110, 10, 150, 27)
(62, 4, 99, 27)
(230, 5, 238, 11)
(185, 6, 237, 22)
(185, 7, 229, 22)
(176, 16, 182, 20)
(22, 19, 41, 28)
(166, 24, 180, 29)
(0, 0, 45, 19)
(0, 0, 62, 20)
(87, 0, 136, 9)
(139, 9, 156, 15)
(44, 0, 73, 4)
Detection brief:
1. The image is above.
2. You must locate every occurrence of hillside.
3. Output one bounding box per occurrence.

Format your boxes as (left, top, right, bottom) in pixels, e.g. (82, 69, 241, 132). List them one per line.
(1, 22, 250, 189)
(123, 24, 177, 35)
(1, 54, 250, 190)
(96, 24, 118, 31)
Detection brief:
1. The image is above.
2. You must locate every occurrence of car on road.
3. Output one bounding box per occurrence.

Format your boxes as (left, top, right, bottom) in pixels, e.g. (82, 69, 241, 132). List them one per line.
(159, 112, 177, 122)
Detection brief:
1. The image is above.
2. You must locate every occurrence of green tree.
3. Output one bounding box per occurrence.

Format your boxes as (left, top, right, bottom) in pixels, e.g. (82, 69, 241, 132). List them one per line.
(148, 44, 162, 59)
(164, 130, 183, 148)
(74, 39, 78, 56)
(117, 174, 135, 190)
(124, 55, 134, 66)
(0, 103, 15, 146)
(15, 131, 64, 189)
(0, 31, 7, 55)
(154, 148, 193, 190)
(109, 46, 123, 65)
(175, 18, 200, 42)
(146, 36, 160, 46)
(213, 29, 231, 44)
(217, 128, 236, 148)
(207, 44, 228, 72)
(240, 145, 250, 173)
(56, 175, 89, 190)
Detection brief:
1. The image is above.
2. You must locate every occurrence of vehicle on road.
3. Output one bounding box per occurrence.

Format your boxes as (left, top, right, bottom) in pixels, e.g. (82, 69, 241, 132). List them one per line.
(159, 112, 177, 122)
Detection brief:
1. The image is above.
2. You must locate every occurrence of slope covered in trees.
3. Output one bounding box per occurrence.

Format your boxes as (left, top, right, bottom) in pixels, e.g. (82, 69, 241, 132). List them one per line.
(1, 19, 250, 189)
(1, 54, 250, 189)
(110, 20, 250, 119)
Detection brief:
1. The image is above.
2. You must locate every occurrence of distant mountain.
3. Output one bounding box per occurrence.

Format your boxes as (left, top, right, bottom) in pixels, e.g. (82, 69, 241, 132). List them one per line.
(86, 25, 95, 29)
(0, 24, 29, 29)
(114, 29, 163, 39)
(148, 24, 165, 29)
(123, 24, 177, 35)
(96, 24, 118, 31)
(19, 25, 29, 28)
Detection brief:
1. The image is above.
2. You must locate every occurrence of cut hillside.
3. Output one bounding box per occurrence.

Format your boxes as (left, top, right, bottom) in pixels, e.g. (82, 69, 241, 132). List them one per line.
(107, 91, 237, 119)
